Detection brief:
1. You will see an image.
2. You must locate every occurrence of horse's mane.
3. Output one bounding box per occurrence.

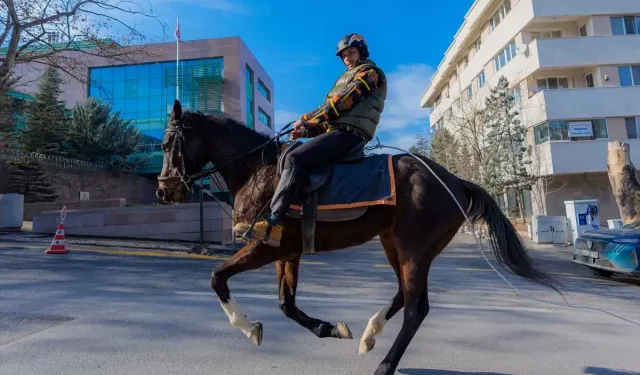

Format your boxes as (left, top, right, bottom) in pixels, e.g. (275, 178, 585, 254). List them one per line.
(180, 110, 279, 165)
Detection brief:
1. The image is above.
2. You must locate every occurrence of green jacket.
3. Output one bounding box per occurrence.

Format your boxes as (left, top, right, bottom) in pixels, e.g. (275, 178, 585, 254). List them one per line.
(326, 59, 387, 140)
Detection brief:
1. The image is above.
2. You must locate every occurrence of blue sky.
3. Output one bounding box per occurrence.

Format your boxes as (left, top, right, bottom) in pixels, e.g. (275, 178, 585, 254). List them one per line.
(137, 0, 475, 150)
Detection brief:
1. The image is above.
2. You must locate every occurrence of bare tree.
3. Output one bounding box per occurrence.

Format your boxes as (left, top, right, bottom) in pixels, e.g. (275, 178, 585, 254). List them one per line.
(528, 144, 565, 216)
(444, 95, 486, 182)
(0, 0, 166, 83)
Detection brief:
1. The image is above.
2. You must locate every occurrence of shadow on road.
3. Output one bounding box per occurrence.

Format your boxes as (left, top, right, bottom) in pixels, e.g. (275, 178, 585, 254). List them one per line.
(399, 369, 512, 375)
(583, 366, 640, 375)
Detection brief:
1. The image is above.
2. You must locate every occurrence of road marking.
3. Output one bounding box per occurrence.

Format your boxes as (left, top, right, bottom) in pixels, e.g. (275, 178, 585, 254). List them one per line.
(455, 267, 493, 272)
(175, 291, 553, 313)
(374, 264, 493, 272)
(0, 243, 326, 265)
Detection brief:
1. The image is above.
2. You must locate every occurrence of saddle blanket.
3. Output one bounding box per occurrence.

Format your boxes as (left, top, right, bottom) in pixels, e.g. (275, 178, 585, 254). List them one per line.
(290, 154, 396, 210)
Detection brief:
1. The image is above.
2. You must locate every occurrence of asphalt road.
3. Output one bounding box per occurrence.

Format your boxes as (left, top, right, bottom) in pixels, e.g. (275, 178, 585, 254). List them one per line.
(0, 235, 639, 375)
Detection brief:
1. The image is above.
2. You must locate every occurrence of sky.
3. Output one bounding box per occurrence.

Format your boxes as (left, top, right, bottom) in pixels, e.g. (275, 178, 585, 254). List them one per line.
(130, 0, 475, 150)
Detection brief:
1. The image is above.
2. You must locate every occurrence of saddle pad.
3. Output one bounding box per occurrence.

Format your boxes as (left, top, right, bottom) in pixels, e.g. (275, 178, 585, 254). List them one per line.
(290, 154, 396, 210)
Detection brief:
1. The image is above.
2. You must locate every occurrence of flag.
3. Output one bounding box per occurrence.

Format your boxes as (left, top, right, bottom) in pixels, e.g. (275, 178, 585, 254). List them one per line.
(174, 16, 180, 41)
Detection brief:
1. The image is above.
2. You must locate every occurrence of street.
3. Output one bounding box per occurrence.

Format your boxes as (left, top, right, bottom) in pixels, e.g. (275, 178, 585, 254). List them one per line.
(0, 235, 638, 375)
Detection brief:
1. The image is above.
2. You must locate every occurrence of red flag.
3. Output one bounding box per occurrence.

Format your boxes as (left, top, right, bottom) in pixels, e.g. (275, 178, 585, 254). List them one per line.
(174, 16, 181, 41)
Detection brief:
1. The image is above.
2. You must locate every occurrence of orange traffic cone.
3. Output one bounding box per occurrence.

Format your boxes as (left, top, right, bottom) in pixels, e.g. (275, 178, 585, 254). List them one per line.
(45, 222, 69, 255)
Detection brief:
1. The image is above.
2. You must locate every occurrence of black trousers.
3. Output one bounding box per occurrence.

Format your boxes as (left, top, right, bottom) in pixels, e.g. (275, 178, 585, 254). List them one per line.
(268, 129, 364, 223)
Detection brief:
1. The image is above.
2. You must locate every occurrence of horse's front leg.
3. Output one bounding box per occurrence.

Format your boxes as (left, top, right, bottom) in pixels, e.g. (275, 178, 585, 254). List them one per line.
(276, 256, 353, 339)
(211, 240, 283, 346)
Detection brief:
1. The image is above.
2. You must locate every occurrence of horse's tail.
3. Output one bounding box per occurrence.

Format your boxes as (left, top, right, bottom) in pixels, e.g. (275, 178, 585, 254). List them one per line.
(460, 179, 561, 295)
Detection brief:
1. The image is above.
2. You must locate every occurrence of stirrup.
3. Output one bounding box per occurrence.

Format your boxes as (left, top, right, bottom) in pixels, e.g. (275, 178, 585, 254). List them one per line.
(241, 212, 270, 241)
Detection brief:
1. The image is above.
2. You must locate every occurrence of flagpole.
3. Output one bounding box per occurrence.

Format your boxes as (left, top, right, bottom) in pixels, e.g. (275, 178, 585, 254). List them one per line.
(175, 16, 180, 100)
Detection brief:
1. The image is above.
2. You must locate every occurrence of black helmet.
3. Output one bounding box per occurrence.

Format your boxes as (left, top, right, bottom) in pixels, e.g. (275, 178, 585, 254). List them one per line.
(336, 33, 369, 59)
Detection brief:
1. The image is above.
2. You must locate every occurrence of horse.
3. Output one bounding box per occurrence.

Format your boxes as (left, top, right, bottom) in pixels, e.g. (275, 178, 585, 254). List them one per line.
(156, 100, 557, 375)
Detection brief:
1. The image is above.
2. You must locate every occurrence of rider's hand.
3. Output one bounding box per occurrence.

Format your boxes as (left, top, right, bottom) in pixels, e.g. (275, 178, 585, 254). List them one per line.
(290, 119, 306, 140)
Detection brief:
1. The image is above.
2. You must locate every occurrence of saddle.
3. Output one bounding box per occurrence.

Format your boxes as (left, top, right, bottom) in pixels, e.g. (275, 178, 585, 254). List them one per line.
(278, 140, 371, 254)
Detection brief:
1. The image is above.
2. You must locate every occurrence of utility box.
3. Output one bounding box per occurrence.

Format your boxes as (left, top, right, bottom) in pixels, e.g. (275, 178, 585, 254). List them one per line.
(564, 199, 600, 245)
(531, 215, 567, 244)
(0, 193, 24, 230)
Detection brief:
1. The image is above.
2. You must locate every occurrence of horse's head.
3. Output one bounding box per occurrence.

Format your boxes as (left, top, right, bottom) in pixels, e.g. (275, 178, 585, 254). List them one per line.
(156, 100, 209, 203)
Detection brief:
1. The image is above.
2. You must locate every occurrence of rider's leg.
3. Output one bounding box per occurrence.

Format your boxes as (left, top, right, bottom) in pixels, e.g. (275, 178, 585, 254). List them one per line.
(239, 129, 364, 247)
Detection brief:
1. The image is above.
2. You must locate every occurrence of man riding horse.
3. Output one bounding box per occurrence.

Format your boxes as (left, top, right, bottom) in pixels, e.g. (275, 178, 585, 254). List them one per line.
(235, 33, 388, 247)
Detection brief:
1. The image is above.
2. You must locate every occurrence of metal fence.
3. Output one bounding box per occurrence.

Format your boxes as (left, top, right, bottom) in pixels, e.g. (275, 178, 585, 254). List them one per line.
(0, 148, 108, 171)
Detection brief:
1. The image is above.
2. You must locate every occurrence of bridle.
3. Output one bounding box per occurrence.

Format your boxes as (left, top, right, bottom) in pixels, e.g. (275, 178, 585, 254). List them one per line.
(157, 117, 295, 191)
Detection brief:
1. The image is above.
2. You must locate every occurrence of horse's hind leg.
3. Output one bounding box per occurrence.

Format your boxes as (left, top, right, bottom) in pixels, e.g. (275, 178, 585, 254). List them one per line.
(276, 256, 353, 339)
(211, 240, 284, 346)
(359, 231, 404, 354)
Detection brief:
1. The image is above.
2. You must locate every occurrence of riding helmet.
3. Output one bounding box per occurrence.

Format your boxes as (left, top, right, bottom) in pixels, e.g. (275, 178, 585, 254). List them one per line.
(336, 34, 370, 59)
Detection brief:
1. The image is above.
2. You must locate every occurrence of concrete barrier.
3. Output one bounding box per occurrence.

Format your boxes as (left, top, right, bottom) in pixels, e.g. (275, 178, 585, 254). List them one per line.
(32, 202, 233, 244)
(23, 198, 127, 221)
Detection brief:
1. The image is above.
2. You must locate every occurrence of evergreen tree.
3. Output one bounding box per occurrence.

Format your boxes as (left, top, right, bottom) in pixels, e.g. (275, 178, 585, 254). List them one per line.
(19, 67, 69, 156)
(483, 76, 532, 219)
(409, 133, 431, 156)
(7, 161, 58, 203)
(67, 97, 144, 172)
(0, 73, 21, 147)
(429, 127, 460, 176)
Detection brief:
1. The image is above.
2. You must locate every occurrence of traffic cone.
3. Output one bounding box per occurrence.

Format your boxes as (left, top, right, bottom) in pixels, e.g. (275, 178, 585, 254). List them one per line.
(45, 223, 69, 255)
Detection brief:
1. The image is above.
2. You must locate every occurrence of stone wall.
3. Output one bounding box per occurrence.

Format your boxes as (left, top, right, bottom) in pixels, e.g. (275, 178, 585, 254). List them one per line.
(23, 198, 126, 221)
(32, 202, 233, 244)
(0, 159, 158, 205)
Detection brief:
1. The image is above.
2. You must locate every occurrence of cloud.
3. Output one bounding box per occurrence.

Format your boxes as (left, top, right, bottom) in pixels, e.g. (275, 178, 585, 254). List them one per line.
(379, 63, 434, 131)
(157, 0, 251, 15)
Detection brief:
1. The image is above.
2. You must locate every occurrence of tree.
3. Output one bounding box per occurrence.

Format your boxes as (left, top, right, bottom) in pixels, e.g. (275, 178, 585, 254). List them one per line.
(0, 1, 164, 84)
(445, 95, 486, 183)
(429, 127, 460, 175)
(483, 75, 532, 220)
(529, 145, 565, 215)
(7, 160, 57, 202)
(19, 66, 69, 155)
(607, 141, 640, 224)
(67, 97, 143, 171)
(0, 71, 19, 146)
(409, 133, 431, 156)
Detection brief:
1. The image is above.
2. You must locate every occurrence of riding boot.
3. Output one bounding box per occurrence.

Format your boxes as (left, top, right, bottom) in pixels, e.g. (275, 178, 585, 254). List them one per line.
(235, 167, 299, 247)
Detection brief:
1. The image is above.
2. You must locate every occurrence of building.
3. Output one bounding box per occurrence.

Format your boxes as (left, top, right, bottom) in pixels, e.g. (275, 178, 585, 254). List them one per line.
(12, 37, 275, 180)
(420, 0, 640, 220)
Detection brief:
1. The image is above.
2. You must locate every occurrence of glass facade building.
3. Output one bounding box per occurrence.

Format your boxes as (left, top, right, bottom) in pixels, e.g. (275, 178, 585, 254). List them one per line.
(88, 57, 224, 144)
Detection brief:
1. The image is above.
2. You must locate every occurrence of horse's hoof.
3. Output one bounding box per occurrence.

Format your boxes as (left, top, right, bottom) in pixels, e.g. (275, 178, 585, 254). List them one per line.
(249, 321, 263, 346)
(358, 336, 376, 354)
(336, 321, 353, 339)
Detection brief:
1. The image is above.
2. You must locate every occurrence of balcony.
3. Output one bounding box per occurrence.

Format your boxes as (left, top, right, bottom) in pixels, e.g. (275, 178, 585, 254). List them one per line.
(521, 86, 640, 126)
(534, 139, 640, 176)
(532, 35, 640, 69)
(531, 0, 640, 18)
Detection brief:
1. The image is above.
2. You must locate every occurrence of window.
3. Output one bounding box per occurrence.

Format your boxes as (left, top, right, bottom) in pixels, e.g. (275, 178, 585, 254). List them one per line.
(585, 73, 595, 88)
(258, 107, 271, 128)
(537, 77, 569, 90)
(511, 86, 522, 107)
(257, 79, 271, 102)
(477, 71, 486, 89)
(579, 25, 588, 36)
(434, 94, 442, 107)
(490, 1, 512, 31)
(473, 38, 481, 52)
(461, 55, 468, 69)
(625, 117, 640, 139)
(533, 119, 608, 145)
(494, 40, 517, 72)
(611, 16, 639, 35)
(619, 65, 640, 86)
(245, 65, 254, 129)
(88, 57, 224, 143)
(530, 30, 562, 40)
(466, 85, 473, 98)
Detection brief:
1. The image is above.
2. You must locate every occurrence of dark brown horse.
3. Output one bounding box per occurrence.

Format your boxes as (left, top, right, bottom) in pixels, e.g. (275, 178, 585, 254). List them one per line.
(156, 100, 556, 375)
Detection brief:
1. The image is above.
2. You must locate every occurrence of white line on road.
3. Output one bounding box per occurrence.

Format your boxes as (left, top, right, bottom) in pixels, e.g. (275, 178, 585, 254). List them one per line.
(175, 291, 553, 313)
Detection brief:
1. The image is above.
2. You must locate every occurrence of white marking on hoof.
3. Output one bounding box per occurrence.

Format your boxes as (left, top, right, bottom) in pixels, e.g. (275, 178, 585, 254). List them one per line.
(359, 303, 392, 355)
(219, 296, 262, 344)
(336, 321, 353, 339)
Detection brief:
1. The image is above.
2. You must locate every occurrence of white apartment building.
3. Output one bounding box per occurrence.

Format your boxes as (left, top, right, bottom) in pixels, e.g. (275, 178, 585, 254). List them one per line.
(420, 0, 640, 221)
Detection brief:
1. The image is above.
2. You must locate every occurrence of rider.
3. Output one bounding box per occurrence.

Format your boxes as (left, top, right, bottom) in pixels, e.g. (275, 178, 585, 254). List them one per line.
(236, 33, 388, 247)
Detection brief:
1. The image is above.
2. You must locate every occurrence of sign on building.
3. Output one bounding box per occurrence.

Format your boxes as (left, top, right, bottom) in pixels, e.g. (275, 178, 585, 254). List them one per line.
(79, 191, 90, 201)
(568, 121, 593, 137)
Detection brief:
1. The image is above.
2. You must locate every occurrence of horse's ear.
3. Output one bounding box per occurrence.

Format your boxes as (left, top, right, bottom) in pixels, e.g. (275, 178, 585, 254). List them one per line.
(171, 99, 182, 121)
